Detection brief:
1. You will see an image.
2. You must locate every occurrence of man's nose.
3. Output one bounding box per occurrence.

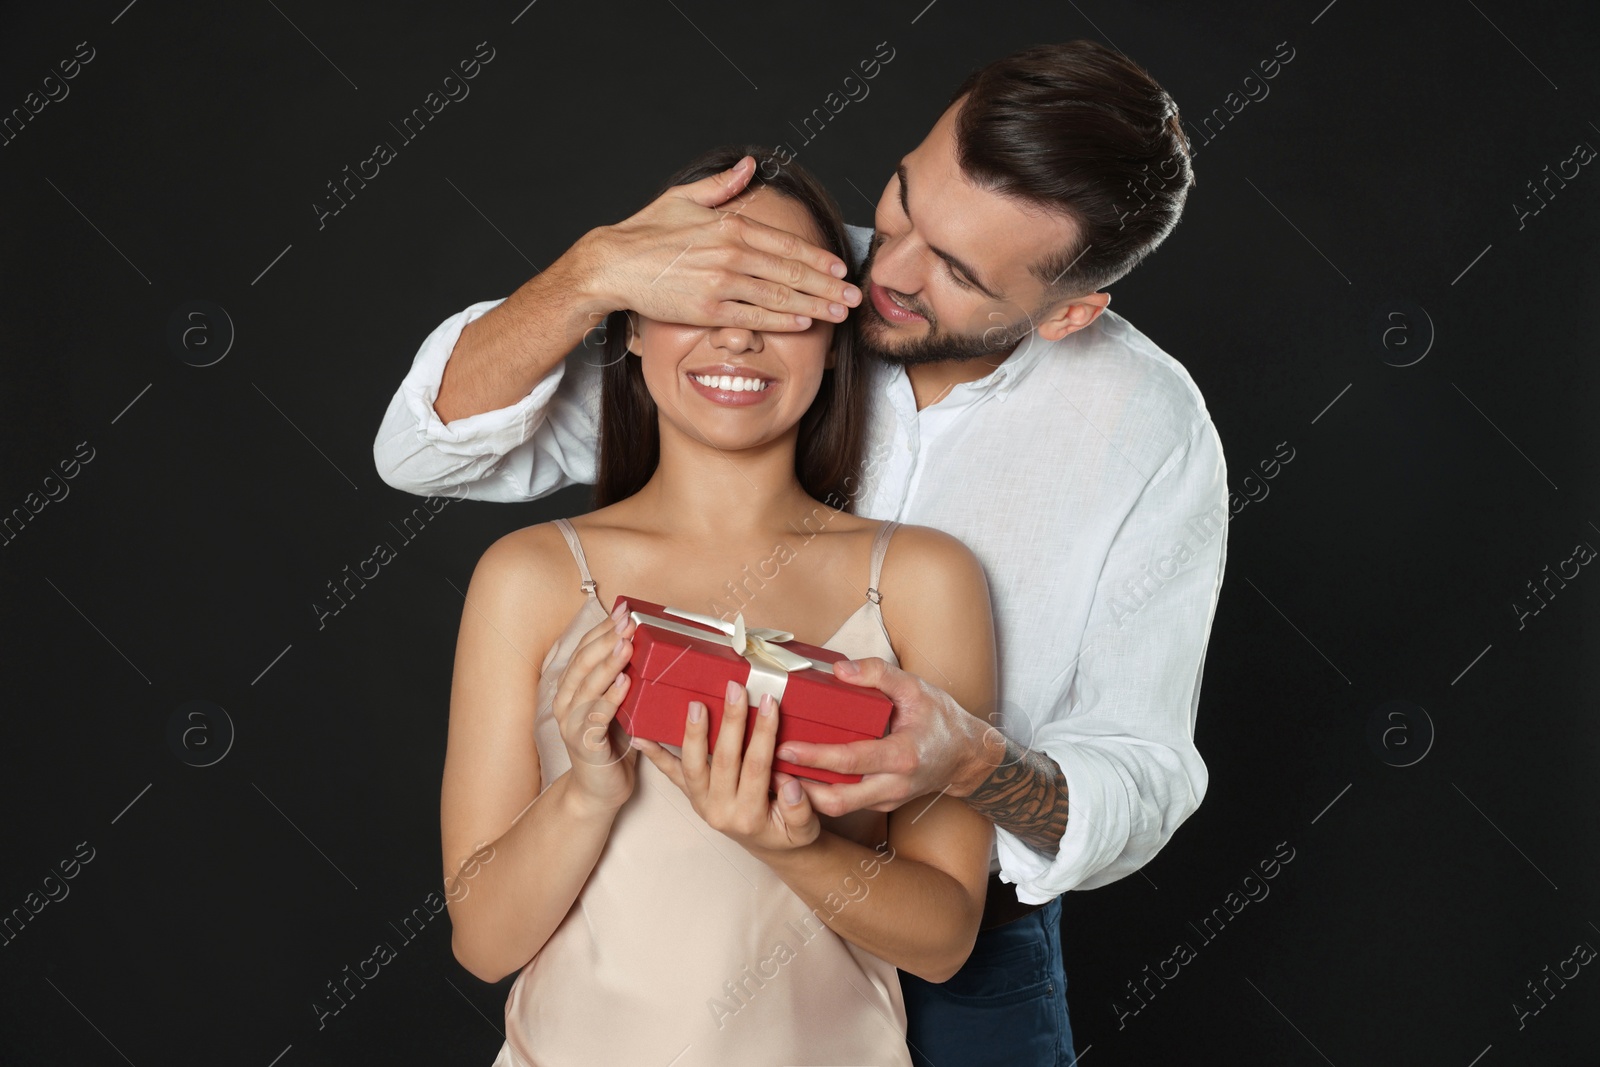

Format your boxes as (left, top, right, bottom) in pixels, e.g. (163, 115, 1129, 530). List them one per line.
(870, 233, 924, 298)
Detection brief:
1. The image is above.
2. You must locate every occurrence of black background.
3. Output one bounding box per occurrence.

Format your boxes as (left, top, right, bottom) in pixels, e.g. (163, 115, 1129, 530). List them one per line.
(3, 0, 1598, 1064)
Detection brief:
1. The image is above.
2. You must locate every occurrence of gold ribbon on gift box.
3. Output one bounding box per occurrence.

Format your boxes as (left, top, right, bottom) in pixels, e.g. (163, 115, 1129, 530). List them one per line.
(627, 605, 831, 707)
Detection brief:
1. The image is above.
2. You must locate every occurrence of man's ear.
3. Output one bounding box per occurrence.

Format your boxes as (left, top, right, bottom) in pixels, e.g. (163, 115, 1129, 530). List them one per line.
(1037, 290, 1110, 342)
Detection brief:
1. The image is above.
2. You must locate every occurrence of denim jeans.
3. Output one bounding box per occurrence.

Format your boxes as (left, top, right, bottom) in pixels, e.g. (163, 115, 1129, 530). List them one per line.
(898, 896, 1076, 1067)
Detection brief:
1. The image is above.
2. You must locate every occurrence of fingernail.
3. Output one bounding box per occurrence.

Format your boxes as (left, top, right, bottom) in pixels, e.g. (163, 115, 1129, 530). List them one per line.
(688, 701, 705, 723)
(614, 637, 628, 657)
(843, 285, 861, 303)
(831, 262, 848, 279)
(629, 737, 645, 750)
(828, 303, 846, 319)
(777, 746, 795, 762)
(794, 315, 812, 328)
(726, 679, 741, 704)
(760, 694, 775, 717)
(782, 780, 802, 804)
(836, 659, 860, 676)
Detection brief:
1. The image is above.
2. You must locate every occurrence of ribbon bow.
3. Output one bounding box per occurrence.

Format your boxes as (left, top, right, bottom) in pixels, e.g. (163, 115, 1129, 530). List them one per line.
(663, 607, 818, 674)
(625, 603, 831, 708)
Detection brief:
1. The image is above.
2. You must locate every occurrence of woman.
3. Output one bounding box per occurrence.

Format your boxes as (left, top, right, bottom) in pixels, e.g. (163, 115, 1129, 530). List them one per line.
(440, 145, 998, 1067)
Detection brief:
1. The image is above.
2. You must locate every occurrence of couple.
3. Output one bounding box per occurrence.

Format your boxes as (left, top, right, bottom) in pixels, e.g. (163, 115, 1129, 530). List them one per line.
(389, 41, 1229, 1067)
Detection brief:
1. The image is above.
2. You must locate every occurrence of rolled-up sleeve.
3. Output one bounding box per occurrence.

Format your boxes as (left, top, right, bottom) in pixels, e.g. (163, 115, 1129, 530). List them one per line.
(995, 415, 1229, 901)
(372, 298, 602, 502)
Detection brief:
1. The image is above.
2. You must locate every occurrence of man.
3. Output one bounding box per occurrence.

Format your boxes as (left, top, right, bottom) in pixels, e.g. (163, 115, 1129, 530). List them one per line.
(377, 40, 1227, 1067)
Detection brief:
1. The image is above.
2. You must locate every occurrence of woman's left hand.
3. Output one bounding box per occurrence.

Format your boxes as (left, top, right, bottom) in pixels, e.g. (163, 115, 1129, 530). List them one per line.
(633, 680, 821, 855)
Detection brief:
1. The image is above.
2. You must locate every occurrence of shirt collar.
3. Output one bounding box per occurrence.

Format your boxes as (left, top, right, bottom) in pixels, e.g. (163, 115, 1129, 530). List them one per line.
(967, 327, 1059, 402)
(873, 320, 1068, 422)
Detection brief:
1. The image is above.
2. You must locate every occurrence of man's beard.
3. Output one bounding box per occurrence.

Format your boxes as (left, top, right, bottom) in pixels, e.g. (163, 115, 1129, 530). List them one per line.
(851, 234, 1038, 368)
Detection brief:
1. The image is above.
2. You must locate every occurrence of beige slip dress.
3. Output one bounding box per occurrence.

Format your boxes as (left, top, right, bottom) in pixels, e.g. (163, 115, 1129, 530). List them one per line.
(490, 517, 912, 1067)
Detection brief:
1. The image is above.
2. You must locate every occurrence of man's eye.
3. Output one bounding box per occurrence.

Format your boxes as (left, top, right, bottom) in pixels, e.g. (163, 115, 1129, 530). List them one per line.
(946, 265, 974, 291)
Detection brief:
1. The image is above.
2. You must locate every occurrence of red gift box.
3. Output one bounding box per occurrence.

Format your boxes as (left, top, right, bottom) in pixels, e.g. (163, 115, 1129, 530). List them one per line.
(614, 597, 893, 784)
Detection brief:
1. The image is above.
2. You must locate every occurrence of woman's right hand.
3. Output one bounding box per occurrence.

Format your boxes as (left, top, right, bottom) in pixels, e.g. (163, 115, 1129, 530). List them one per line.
(552, 602, 640, 814)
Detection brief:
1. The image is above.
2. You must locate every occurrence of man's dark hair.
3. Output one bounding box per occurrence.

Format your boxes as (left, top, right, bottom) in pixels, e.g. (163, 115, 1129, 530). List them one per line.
(949, 40, 1194, 297)
(594, 145, 870, 513)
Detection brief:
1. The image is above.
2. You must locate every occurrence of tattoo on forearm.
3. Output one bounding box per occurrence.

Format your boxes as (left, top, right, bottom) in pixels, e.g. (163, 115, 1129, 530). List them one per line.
(966, 738, 1069, 855)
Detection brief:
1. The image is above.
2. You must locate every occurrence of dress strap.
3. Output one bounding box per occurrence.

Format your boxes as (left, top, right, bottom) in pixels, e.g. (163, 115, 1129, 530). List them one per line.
(865, 520, 899, 605)
(552, 517, 599, 599)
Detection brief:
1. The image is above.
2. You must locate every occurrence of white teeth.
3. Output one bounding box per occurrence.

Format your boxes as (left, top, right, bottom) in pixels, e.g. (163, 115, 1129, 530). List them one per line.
(691, 373, 769, 392)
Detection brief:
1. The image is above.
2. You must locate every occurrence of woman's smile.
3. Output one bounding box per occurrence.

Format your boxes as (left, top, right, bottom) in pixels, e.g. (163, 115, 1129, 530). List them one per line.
(684, 363, 780, 407)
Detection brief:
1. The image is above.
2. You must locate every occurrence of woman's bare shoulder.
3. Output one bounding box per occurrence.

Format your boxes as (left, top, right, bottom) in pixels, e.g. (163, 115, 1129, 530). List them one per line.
(473, 521, 581, 593)
(463, 522, 591, 657)
(881, 523, 988, 591)
(877, 523, 996, 709)
(878, 522, 990, 618)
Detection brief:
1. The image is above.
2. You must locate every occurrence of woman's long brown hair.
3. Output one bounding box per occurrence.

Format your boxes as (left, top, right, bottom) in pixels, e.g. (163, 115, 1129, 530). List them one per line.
(592, 146, 868, 512)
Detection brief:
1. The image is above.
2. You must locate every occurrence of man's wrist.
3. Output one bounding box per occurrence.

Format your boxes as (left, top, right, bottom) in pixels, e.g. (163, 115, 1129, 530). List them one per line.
(956, 721, 1072, 858)
(565, 226, 623, 318)
(950, 711, 1008, 798)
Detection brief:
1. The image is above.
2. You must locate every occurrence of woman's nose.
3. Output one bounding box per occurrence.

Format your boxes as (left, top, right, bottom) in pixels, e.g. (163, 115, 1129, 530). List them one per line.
(708, 326, 763, 353)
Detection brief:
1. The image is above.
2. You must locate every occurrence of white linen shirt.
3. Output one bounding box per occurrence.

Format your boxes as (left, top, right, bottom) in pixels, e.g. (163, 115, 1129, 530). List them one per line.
(374, 224, 1230, 902)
